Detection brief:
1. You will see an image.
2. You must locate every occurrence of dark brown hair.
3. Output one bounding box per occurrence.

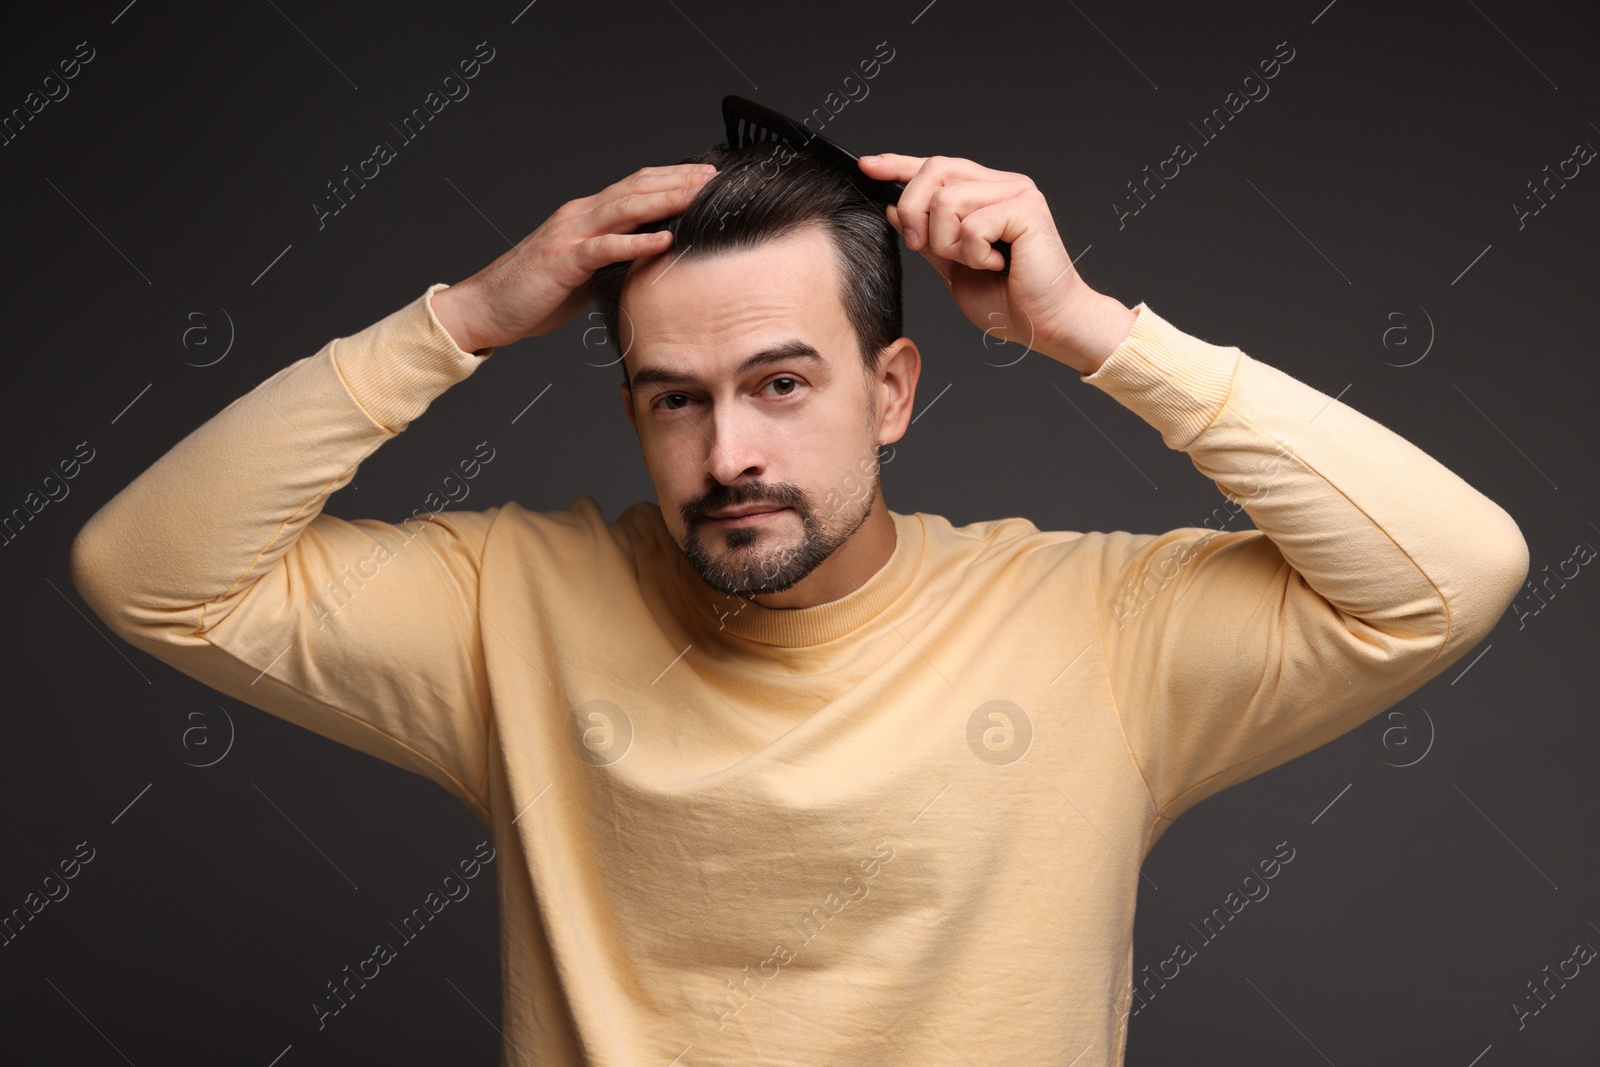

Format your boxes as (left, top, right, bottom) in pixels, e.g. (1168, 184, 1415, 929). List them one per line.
(587, 141, 903, 390)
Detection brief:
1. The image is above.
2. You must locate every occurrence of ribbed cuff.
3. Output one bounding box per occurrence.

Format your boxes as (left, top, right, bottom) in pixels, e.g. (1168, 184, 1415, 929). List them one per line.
(1079, 303, 1242, 450)
(330, 282, 491, 433)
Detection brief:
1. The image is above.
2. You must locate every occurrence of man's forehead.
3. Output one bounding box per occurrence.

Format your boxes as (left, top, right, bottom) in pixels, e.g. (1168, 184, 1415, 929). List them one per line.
(628, 337, 831, 393)
(621, 227, 851, 367)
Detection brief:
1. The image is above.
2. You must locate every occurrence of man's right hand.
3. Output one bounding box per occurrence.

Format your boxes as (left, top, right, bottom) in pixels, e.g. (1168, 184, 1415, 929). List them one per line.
(431, 163, 718, 354)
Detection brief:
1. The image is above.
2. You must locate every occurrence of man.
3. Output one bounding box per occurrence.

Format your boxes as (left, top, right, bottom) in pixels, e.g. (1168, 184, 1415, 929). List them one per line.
(71, 140, 1528, 1065)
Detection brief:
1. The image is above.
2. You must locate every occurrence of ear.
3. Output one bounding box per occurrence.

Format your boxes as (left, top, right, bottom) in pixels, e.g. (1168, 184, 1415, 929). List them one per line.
(620, 379, 638, 435)
(872, 337, 921, 447)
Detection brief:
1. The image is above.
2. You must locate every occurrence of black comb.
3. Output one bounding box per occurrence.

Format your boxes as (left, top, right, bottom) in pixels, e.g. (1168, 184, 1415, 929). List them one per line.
(721, 94, 1011, 273)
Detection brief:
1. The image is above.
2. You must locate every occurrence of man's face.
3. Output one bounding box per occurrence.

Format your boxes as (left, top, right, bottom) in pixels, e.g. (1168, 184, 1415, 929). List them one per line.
(619, 225, 893, 599)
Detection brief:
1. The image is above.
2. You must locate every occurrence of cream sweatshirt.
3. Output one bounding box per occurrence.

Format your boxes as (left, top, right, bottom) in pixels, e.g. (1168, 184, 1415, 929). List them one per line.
(70, 283, 1529, 1066)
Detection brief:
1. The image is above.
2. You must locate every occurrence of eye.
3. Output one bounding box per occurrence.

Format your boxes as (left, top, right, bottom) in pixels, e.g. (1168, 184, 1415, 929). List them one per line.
(652, 392, 695, 412)
(650, 376, 804, 415)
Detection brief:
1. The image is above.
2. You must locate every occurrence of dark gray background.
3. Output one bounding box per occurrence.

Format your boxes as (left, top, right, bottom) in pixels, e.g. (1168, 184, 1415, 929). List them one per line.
(2, 0, 1596, 1063)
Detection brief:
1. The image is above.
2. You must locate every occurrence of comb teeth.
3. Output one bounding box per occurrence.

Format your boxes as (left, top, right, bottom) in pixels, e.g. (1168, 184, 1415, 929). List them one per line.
(739, 119, 779, 148)
(730, 104, 796, 152)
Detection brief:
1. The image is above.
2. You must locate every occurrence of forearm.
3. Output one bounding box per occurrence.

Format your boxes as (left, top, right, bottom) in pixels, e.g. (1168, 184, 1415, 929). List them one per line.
(69, 284, 487, 639)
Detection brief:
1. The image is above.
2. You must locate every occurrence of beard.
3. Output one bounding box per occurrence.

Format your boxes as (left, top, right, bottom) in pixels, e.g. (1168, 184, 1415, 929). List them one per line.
(677, 450, 880, 599)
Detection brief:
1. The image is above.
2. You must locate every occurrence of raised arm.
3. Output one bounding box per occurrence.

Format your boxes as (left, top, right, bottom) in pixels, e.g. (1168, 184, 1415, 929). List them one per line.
(68, 163, 719, 817)
(856, 150, 1529, 829)
(69, 286, 501, 814)
(1080, 303, 1527, 824)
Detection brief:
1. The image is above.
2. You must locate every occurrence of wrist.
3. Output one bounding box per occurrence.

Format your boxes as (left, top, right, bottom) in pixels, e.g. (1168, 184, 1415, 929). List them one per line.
(1040, 289, 1137, 376)
(431, 283, 494, 357)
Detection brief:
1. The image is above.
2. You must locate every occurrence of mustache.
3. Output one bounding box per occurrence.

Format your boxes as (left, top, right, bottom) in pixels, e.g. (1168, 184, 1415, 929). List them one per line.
(683, 483, 807, 522)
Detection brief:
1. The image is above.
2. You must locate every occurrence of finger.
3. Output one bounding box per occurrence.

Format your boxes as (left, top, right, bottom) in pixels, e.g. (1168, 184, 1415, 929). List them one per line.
(949, 199, 1015, 272)
(890, 156, 948, 252)
(573, 164, 717, 215)
(870, 155, 1029, 251)
(896, 156, 992, 253)
(862, 152, 1019, 184)
(857, 152, 927, 183)
(623, 162, 719, 188)
(582, 172, 715, 235)
(570, 229, 675, 272)
(613, 165, 718, 204)
(884, 202, 955, 283)
(925, 178, 1033, 265)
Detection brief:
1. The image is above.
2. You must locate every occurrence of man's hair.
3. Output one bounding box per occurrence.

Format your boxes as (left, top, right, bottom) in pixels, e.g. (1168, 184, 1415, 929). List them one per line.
(588, 141, 903, 392)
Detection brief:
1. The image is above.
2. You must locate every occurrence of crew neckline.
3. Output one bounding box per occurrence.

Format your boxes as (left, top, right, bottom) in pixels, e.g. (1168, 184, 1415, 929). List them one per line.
(665, 508, 926, 647)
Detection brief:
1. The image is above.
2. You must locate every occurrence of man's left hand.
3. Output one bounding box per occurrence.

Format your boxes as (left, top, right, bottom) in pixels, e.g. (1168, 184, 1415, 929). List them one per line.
(858, 153, 1135, 374)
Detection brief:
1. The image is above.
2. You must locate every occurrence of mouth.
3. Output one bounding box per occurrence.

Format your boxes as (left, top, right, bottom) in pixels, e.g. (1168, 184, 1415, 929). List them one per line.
(704, 506, 789, 527)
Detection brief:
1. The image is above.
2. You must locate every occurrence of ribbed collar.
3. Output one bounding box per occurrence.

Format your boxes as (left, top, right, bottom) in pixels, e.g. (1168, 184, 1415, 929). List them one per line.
(665, 509, 926, 647)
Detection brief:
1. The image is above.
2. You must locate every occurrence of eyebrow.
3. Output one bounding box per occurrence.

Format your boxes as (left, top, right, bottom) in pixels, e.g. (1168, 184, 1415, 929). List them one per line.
(629, 339, 827, 392)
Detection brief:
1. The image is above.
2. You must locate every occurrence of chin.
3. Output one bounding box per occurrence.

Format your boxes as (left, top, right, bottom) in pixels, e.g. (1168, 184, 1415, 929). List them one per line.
(688, 529, 830, 599)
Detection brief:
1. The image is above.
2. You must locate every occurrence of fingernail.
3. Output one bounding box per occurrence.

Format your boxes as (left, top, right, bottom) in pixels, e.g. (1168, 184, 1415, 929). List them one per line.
(860, 154, 879, 162)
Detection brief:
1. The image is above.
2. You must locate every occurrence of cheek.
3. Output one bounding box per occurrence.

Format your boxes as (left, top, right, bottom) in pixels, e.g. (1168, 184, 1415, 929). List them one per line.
(796, 417, 872, 491)
(819, 395, 874, 450)
(640, 430, 716, 510)
(643, 439, 690, 490)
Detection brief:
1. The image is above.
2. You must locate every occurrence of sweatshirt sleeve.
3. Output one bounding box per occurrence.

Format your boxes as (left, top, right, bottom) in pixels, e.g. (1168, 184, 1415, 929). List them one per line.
(69, 283, 498, 821)
(1079, 303, 1529, 829)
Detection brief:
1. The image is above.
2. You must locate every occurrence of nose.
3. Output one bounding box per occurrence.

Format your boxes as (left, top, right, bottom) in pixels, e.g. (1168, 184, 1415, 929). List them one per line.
(703, 401, 767, 485)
